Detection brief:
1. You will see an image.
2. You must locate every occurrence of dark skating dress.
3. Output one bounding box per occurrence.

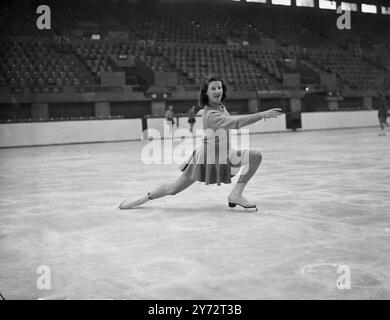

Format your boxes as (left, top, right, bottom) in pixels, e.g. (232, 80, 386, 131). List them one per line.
(179, 104, 262, 185)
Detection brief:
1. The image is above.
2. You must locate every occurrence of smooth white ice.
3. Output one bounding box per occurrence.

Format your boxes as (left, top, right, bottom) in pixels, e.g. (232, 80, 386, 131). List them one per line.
(0, 127, 389, 299)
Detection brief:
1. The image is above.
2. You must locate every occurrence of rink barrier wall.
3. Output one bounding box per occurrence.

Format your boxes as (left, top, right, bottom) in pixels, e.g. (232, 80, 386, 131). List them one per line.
(0, 111, 379, 148)
(300, 111, 378, 130)
(0, 119, 142, 148)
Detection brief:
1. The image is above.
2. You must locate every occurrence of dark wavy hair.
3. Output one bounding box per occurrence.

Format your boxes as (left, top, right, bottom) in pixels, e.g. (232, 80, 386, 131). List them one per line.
(198, 75, 227, 107)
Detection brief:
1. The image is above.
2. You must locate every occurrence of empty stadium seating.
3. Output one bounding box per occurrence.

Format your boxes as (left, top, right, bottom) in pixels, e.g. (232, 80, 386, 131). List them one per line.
(0, 40, 95, 87)
(0, 0, 389, 93)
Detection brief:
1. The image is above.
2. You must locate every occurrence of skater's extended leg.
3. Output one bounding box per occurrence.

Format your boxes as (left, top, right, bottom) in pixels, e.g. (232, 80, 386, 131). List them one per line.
(119, 173, 195, 210)
(149, 172, 195, 199)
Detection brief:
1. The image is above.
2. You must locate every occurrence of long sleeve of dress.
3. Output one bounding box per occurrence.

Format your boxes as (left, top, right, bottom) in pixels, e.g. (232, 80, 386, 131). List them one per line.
(206, 109, 261, 130)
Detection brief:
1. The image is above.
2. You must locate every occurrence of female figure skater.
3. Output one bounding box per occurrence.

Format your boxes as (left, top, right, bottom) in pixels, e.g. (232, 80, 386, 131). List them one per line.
(119, 76, 282, 210)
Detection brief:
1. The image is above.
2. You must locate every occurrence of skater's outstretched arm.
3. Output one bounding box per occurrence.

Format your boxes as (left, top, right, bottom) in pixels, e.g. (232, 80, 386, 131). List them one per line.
(207, 108, 282, 130)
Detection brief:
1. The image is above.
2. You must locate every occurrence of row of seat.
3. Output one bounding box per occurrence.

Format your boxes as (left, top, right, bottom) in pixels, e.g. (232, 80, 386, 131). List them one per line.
(299, 49, 387, 90)
(2, 0, 389, 48)
(69, 42, 283, 88)
(0, 40, 96, 86)
(1, 38, 389, 91)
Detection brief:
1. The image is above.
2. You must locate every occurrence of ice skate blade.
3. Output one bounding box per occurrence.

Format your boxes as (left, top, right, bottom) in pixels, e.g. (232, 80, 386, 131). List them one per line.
(228, 202, 257, 211)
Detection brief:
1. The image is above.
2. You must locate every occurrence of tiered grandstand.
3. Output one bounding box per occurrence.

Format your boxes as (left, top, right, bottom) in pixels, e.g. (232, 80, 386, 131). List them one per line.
(0, 0, 389, 122)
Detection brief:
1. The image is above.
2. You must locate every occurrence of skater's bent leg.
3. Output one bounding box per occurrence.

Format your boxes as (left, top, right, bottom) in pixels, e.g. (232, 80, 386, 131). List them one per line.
(237, 150, 262, 183)
(149, 172, 195, 200)
(228, 150, 262, 208)
(228, 150, 262, 209)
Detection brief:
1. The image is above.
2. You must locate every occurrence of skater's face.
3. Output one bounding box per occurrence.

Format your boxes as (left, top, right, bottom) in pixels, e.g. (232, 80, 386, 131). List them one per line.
(207, 81, 223, 105)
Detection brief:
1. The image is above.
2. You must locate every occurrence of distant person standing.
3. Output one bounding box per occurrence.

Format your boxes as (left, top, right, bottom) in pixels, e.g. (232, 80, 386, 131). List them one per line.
(378, 92, 389, 136)
(165, 105, 175, 138)
(187, 105, 196, 134)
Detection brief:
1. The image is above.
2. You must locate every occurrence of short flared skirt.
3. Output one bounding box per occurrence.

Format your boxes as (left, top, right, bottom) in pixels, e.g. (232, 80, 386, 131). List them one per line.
(179, 146, 246, 186)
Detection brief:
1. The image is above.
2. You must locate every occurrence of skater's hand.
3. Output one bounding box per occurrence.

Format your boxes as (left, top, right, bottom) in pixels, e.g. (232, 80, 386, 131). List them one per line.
(259, 108, 283, 120)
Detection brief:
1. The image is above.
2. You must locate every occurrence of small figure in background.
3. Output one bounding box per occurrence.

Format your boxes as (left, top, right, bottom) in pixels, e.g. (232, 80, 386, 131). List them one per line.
(187, 105, 196, 134)
(165, 105, 175, 139)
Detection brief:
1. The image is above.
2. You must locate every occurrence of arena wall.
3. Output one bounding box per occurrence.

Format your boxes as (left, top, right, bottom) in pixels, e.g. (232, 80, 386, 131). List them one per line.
(301, 111, 378, 130)
(0, 119, 142, 148)
(0, 111, 379, 148)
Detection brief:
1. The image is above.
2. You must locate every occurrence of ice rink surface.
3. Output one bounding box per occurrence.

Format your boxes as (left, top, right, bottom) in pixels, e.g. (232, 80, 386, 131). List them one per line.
(0, 127, 389, 299)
